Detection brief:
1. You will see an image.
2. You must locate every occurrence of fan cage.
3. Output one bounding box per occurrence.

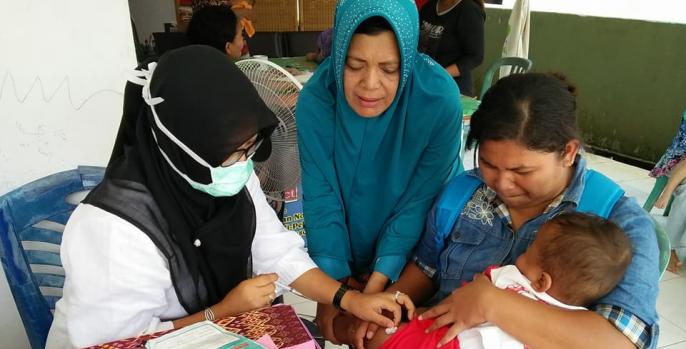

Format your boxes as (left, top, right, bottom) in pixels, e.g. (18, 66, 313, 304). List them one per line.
(236, 59, 303, 201)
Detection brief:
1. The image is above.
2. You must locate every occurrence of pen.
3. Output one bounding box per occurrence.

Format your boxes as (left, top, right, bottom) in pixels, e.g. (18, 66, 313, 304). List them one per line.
(274, 280, 311, 301)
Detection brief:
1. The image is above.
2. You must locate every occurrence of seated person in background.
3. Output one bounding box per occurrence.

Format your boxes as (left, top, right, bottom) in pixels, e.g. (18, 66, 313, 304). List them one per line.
(186, 4, 245, 60)
(306, 28, 333, 63)
(229, 0, 256, 57)
(650, 110, 686, 273)
(192, 0, 254, 11)
(345, 212, 633, 349)
(654, 159, 686, 272)
(191, 0, 227, 8)
(190, 1, 255, 57)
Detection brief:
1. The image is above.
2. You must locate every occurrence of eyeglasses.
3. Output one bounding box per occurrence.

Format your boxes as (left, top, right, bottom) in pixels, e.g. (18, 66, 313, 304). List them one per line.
(221, 137, 264, 167)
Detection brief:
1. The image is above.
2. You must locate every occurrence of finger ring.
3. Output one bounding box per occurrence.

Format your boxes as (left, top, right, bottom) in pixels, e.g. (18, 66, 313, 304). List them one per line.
(394, 290, 403, 302)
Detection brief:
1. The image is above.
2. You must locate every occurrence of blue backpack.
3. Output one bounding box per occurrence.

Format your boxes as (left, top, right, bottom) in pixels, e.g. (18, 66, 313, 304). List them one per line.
(429, 170, 625, 257)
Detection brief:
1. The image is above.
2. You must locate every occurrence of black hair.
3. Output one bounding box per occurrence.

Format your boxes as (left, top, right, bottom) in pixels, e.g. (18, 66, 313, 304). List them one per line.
(466, 73, 580, 154)
(473, 0, 486, 13)
(354, 16, 393, 35)
(186, 5, 239, 53)
(191, 0, 256, 11)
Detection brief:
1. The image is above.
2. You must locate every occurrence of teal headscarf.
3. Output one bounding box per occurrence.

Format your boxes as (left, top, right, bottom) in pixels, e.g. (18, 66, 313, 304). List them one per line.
(296, 0, 463, 281)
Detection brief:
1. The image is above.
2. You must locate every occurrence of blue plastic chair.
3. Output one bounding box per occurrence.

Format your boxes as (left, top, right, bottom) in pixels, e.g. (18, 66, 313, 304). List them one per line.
(0, 166, 104, 349)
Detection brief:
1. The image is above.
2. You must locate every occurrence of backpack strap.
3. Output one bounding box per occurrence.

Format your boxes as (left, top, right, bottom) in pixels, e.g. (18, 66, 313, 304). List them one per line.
(434, 174, 483, 250)
(577, 169, 624, 218)
(415, 173, 483, 271)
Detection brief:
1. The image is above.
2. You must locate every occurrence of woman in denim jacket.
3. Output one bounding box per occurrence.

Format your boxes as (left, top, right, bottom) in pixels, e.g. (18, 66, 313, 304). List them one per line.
(383, 73, 660, 349)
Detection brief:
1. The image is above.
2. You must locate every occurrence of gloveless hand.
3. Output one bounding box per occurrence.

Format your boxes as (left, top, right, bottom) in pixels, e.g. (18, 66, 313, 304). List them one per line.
(216, 273, 278, 316)
(344, 291, 415, 330)
(420, 273, 495, 347)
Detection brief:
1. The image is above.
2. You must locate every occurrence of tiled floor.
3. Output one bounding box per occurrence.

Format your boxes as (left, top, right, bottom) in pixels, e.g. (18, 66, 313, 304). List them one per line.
(285, 151, 686, 348)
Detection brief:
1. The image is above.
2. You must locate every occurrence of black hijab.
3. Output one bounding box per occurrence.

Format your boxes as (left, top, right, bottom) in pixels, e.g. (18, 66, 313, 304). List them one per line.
(84, 45, 278, 313)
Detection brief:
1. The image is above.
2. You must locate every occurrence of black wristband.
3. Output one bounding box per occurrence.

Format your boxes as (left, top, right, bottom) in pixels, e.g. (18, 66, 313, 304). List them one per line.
(333, 283, 352, 309)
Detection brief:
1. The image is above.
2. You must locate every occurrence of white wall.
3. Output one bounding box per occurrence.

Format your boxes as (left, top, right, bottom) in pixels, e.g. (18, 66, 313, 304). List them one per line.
(0, 0, 136, 346)
(128, 0, 177, 46)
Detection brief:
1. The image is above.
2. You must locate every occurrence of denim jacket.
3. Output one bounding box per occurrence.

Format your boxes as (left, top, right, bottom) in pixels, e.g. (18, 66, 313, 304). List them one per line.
(414, 157, 660, 348)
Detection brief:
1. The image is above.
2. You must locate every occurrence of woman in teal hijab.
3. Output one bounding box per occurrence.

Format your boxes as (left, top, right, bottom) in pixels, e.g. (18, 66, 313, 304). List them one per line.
(296, 0, 462, 341)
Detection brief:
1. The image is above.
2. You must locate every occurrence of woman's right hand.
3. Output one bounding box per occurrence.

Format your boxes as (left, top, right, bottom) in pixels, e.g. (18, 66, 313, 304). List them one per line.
(216, 273, 278, 316)
(420, 274, 496, 347)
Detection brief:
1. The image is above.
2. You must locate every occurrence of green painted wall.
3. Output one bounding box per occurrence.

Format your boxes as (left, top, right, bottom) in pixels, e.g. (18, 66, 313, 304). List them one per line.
(475, 9, 686, 165)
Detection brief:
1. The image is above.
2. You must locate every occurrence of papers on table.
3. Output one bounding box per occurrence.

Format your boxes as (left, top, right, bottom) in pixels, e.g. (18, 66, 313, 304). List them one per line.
(145, 321, 266, 349)
(295, 72, 314, 84)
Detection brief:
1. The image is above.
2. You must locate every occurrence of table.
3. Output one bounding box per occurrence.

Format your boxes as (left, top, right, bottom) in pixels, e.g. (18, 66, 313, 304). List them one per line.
(459, 95, 480, 158)
(460, 95, 480, 118)
(269, 56, 318, 75)
(269, 56, 317, 86)
(89, 305, 319, 349)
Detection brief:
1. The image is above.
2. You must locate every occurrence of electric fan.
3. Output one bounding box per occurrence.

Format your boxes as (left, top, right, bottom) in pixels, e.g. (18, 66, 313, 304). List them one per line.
(235, 59, 303, 201)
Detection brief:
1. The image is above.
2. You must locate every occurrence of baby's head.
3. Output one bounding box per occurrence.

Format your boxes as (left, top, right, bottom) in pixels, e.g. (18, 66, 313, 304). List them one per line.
(515, 212, 633, 306)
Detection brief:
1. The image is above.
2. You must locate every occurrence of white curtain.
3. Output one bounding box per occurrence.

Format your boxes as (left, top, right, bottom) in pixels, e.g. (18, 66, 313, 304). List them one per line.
(500, 0, 530, 77)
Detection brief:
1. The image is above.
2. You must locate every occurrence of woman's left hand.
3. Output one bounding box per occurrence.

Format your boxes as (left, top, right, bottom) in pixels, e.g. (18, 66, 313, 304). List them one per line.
(344, 291, 415, 330)
(419, 274, 495, 347)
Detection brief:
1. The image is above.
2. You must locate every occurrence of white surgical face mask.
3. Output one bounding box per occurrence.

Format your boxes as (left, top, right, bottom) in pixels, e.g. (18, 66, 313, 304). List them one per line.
(148, 104, 254, 197)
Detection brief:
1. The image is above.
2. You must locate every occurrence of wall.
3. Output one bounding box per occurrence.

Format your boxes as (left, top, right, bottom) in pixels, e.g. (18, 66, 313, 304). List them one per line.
(0, 0, 136, 346)
(494, 0, 686, 25)
(477, 8, 686, 165)
(128, 0, 177, 45)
